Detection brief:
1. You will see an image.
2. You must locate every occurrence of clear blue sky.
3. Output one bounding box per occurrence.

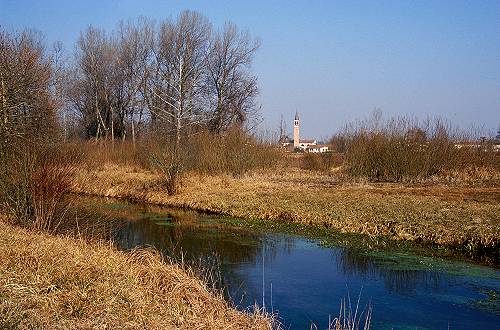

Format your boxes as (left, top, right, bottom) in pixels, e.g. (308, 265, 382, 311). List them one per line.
(2, 0, 499, 139)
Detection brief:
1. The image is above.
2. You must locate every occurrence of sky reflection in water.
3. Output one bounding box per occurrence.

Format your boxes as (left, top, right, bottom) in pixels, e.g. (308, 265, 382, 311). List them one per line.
(100, 200, 499, 330)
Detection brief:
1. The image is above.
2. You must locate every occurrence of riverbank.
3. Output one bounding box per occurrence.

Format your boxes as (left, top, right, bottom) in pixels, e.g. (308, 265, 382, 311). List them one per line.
(73, 164, 500, 261)
(0, 221, 272, 329)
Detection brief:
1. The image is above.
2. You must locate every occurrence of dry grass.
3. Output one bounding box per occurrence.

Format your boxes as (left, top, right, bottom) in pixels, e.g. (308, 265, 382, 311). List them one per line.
(73, 164, 500, 257)
(0, 221, 273, 329)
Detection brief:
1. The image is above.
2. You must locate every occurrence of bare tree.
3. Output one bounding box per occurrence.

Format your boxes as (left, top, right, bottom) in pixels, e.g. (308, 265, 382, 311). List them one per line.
(0, 29, 55, 145)
(204, 22, 260, 134)
(109, 18, 153, 144)
(144, 11, 211, 147)
(71, 26, 114, 140)
(68, 12, 261, 144)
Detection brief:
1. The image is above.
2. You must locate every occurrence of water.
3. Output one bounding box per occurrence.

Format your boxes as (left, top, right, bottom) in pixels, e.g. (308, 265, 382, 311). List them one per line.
(86, 198, 500, 329)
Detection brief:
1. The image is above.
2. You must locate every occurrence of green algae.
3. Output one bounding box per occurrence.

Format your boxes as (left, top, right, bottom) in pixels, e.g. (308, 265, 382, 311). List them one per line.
(363, 252, 500, 280)
(155, 221, 175, 226)
(474, 289, 500, 314)
(76, 195, 499, 268)
(103, 202, 129, 210)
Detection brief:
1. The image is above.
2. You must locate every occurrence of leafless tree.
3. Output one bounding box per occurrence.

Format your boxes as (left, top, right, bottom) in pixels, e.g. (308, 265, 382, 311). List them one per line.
(71, 26, 114, 140)
(68, 12, 261, 144)
(204, 22, 260, 134)
(0, 29, 55, 145)
(144, 11, 211, 147)
(109, 18, 153, 144)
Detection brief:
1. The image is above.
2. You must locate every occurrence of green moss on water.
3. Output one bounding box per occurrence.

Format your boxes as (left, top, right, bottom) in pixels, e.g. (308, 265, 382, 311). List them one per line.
(76, 195, 499, 267)
(474, 289, 500, 314)
(103, 202, 129, 210)
(362, 252, 500, 280)
(207, 214, 500, 267)
(155, 221, 175, 226)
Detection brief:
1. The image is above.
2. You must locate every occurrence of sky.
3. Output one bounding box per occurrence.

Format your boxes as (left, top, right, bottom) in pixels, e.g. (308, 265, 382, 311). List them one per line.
(1, 0, 500, 139)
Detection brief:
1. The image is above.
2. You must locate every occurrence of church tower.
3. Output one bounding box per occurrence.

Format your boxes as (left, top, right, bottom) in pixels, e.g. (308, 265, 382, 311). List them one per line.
(293, 111, 300, 148)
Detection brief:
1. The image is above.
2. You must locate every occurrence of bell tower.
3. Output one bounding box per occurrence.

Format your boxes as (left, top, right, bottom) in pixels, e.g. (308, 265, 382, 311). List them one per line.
(293, 111, 300, 148)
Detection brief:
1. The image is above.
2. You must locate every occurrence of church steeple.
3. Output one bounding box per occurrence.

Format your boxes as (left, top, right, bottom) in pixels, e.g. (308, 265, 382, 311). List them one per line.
(293, 111, 300, 148)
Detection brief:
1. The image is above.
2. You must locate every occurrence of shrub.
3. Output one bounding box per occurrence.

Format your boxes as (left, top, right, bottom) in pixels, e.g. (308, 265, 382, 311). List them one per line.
(301, 152, 343, 173)
(184, 127, 282, 177)
(341, 114, 499, 182)
(0, 144, 78, 232)
(149, 142, 184, 196)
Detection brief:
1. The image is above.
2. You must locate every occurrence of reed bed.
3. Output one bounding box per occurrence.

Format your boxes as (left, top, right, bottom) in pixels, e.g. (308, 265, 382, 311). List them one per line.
(0, 221, 274, 329)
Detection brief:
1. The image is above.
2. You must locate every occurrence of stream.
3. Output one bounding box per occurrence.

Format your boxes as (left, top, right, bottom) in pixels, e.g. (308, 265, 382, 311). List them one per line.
(81, 197, 499, 329)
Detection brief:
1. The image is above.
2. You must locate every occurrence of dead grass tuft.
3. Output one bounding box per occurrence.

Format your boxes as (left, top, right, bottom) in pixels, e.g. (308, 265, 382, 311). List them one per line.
(0, 221, 274, 329)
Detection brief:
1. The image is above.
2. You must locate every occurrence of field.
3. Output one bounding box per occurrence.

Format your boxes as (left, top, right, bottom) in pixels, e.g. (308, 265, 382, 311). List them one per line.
(72, 164, 500, 261)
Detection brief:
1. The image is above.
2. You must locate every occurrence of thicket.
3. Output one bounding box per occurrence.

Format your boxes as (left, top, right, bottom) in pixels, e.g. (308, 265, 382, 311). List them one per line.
(340, 113, 499, 182)
(58, 11, 267, 195)
(300, 152, 343, 173)
(151, 128, 281, 193)
(1, 10, 269, 209)
(74, 127, 282, 195)
(0, 29, 77, 232)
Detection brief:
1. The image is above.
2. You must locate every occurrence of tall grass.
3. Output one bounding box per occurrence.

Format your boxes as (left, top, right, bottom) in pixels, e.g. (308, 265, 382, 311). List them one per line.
(328, 292, 372, 330)
(64, 140, 148, 171)
(341, 114, 499, 182)
(72, 128, 283, 195)
(0, 222, 274, 329)
(149, 129, 282, 194)
(74, 127, 281, 170)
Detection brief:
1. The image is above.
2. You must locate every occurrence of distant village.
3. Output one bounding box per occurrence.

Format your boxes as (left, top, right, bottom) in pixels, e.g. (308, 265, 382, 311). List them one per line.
(280, 112, 500, 153)
(280, 112, 331, 153)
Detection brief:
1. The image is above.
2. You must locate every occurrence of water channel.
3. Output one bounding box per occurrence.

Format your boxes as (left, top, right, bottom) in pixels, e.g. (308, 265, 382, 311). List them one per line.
(81, 197, 499, 329)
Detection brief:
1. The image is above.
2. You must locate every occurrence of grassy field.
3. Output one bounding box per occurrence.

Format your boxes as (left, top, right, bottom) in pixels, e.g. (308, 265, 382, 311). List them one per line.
(0, 220, 272, 329)
(73, 164, 500, 261)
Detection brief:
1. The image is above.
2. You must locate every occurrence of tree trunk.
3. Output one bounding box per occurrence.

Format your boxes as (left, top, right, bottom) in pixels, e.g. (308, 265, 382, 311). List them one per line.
(110, 106, 114, 144)
(131, 119, 136, 147)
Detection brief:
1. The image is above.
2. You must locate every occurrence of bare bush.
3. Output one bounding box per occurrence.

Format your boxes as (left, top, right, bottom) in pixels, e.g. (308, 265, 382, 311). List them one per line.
(0, 145, 78, 232)
(301, 152, 343, 173)
(0, 29, 56, 145)
(0, 28, 76, 232)
(68, 140, 148, 171)
(144, 128, 281, 194)
(341, 113, 499, 182)
(186, 127, 282, 177)
(149, 142, 184, 195)
(30, 148, 78, 231)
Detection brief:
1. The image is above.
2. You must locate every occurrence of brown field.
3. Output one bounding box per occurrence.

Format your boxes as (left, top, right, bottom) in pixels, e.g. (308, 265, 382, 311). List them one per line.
(0, 220, 272, 329)
(73, 164, 500, 256)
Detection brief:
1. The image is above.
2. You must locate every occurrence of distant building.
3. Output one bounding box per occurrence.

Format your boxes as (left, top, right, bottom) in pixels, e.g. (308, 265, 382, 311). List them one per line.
(293, 111, 300, 148)
(306, 144, 330, 153)
(283, 112, 330, 153)
(298, 139, 317, 149)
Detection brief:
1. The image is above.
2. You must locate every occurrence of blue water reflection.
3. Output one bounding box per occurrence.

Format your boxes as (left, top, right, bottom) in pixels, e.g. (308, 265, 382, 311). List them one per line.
(107, 202, 499, 329)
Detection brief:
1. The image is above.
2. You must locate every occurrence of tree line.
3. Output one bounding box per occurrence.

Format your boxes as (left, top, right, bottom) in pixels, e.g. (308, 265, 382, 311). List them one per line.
(66, 10, 260, 146)
(1, 10, 260, 149)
